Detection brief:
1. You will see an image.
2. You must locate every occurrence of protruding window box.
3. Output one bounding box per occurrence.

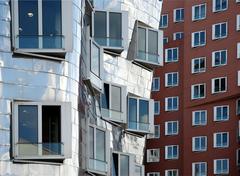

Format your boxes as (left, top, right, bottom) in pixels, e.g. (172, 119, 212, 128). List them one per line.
(12, 101, 72, 160)
(127, 97, 154, 134)
(101, 83, 127, 123)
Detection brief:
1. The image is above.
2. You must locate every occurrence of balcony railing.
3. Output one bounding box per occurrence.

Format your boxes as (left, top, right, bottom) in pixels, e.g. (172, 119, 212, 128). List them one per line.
(15, 35, 65, 49)
(137, 50, 161, 65)
(101, 108, 125, 123)
(128, 121, 150, 132)
(94, 37, 123, 48)
(89, 158, 107, 173)
(15, 142, 64, 157)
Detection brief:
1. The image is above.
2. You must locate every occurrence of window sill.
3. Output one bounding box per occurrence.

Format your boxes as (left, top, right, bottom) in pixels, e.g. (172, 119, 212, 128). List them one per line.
(192, 17, 206, 22)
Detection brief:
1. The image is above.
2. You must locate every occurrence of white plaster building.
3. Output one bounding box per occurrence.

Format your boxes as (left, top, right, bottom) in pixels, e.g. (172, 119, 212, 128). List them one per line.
(0, 0, 162, 175)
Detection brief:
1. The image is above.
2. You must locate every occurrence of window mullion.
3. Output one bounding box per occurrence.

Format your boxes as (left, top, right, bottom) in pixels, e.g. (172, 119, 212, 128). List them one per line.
(137, 99, 139, 130)
(107, 12, 109, 46)
(38, 104, 42, 156)
(146, 28, 149, 62)
(38, 0, 43, 48)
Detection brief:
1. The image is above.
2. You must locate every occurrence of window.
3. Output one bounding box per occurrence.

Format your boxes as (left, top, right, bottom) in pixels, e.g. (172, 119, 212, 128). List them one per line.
(174, 8, 184, 22)
(238, 43, 240, 59)
(214, 132, 229, 148)
(148, 125, 160, 139)
(192, 162, 207, 176)
(212, 50, 227, 67)
(135, 164, 144, 176)
(101, 83, 126, 123)
(191, 83, 205, 99)
(163, 37, 168, 44)
(192, 3, 206, 21)
(165, 48, 179, 62)
(192, 31, 206, 47)
(154, 101, 160, 115)
(214, 105, 229, 121)
(237, 99, 240, 115)
(165, 170, 179, 176)
(165, 121, 179, 135)
(128, 97, 154, 133)
(212, 22, 227, 40)
(165, 72, 179, 87)
(237, 15, 240, 31)
(192, 110, 207, 126)
(152, 77, 160, 91)
(147, 149, 160, 162)
(89, 126, 107, 173)
(237, 149, 240, 166)
(165, 97, 179, 111)
(160, 14, 168, 28)
(213, 0, 228, 12)
(192, 136, 207, 152)
(173, 32, 184, 40)
(211, 77, 227, 93)
(12, 0, 72, 52)
(137, 25, 163, 65)
(147, 172, 160, 176)
(192, 57, 206, 73)
(165, 145, 179, 159)
(214, 159, 229, 174)
(237, 0, 240, 3)
(12, 102, 71, 159)
(112, 153, 130, 176)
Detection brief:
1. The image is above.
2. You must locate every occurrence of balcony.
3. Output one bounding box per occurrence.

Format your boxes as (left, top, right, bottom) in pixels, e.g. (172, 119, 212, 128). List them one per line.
(128, 121, 151, 132)
(94, 37, 123, 49)
(88, 158, 108, 174)
(137, 50, 161, 65)
(101, 108, 125, 123)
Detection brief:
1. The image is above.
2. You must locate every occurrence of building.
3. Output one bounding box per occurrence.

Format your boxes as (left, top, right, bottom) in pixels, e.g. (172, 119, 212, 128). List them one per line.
(0, 0, 163, 175)
(145, 0, 240, 175)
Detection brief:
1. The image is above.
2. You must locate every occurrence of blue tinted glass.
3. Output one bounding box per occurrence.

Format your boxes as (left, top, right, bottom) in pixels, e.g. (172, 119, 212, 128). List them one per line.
(222, 0, 227, 9)
(173, 98, 177, 109)
(173, 146, 177, 156)
(128, 98, 137, 129)
(168, 49, 172, 61)
(109, 12, 122, 47)
(216, 134, 221, 145)
(173, 122, 177, 133)
(221, 51, 226, 64)
(194, 33, 199, 45)
(195, 6, 200, 19)
(201, 5, 205, 18)
(223, 107, 228, 118)
(221, 23, 227, 36)
(222, 160, 228, 171)
(222, 133, 227, 145)
(200, 32, 205, 44)
(139, 100, 149, 131)
(216, 0, 221, 10)
(215, 25, 221, 37)
(173, 49, 178, 60)
(216, 160, 221, 171)
(215, 52, 221, 65)
(94, 11, 107, 45)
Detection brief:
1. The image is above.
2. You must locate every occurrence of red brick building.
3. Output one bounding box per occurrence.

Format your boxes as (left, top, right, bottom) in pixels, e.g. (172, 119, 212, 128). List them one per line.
(145, 0, 240, 175)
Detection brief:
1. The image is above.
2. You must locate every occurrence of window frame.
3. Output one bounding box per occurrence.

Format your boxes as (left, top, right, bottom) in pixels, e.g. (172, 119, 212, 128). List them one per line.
(191, 57, 206, 73)
(152, 77, 160, 92)
(212, 49, 227, 67)
(173, 8, 184, 23)
(213, 105, 229, 121)
(173, 32, 184, 41)
(165, 72, 179, 87)
(192, 162, 207, 176)
(147, 148, 160, 163)
(147, 172, 160, 176)
(212, 0, 228, 12)
(163, 37, 169, 44)
(165, 47, 179, 63)
(237, 42, 240, 59)
(192, 110, 207, 126)
(211, 77, 227, 94)
(191, 30, 206, 48)
(165, 145, 179, 160)
(160, 14, 168, 28)
(236, 98, 240, 115)
(165, 96, 179, 111)
(237, 15, 240, 31)
(147, 125, 160, 139)
(192, 136, 207, 152)
(213, 132, 229, 148)
(192, 3, 206, 21)
(191, 83, 206, 100)
(165, 169, 179, 176)
(214, 159, 229, 175)
(154, 101, 160, 115)
(112, 152, 133, 176)
(165, 121, 179, 136)
(212, 22, 228, 40)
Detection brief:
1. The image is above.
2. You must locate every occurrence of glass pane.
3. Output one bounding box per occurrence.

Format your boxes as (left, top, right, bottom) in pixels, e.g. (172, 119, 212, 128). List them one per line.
(138, 27, 146, 60)
(94, 11, 107, 45)
(89, 127, 94, 159)
(139, 100, 149, 131)
(112, 153, 119, 176)
(111, 85, 121, 112)
(128, 98, 137, 129)
(109, 12, 122, 47)
(135, 166, 142, 176)
(18, 0, 38, 48)
(96, 129, 105, 161)
(101, 84, 110, 109)
(91, 42, 100, 76)
(148, 30, 158, 62)
(120, 155, 129, 176)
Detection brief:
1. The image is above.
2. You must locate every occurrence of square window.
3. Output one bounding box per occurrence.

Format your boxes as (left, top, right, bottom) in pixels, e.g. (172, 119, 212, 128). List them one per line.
(192, 31, 206, 47)
(147, 149, 160, 162)
(192, 162, 207, 176)
(173, 32, 184, 40)
(192, 3, 206, 21)
(160, 14, 168, 28)
(165, 48, 179, 62)
(212, 50, 227, 67)
(165, 169, 179, 176)
(163, 37, 169, 44)
(214, 132, 229, 148)
(192, 136, 207, 151)
(212, 22, 227, 40)
(165, 72, 179, 87)
(192, 110, 207, 126)
(165, 121, 179, 135)
(165, 97, 179, 111)
(213, 0, 228, 12)
(211, 77, 227, 93)
(214, 159, 229, 174)
(192, 57, 206, 73)
(214, 105, 229, 121)
(191, 83, 205, 99)
(174, 8, 184, 22)
(165, 145, 179, 159)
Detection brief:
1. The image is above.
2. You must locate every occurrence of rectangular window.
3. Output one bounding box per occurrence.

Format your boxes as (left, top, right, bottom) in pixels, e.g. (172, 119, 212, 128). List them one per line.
(147, 149, 160, 162)
(174, 8, 184, 22)
(148, 125, 160, 139)
(213, 0, 228, 12)
(165, 121, 179, 135)
(165, 72, 179, 87)
(152, 77, 160, 91)
(191, 83, 205, 99)
(214, 132, 229, 148)
(192, 162, 207, 176)
(163, 37, 168, 44)
(236, 99, 240, 115)
(192, 136, 207, 152)
(192, 3, 206, 21)
(212, 22, 227, 40)
(165, 145, 179, 160)
(112, 153, 130, 176)
(237, 149, 240, 166)
(212, 50, 227, 67)
(160, 14, 168, 28)
(173, 32, 184, 40)
(154, 101, 160, 115)
(147, 172, 160, 176)
(214, 105, 229, 121)
(237, 15, 240, 31)
(237, 43, 240, 59)
(192, 57, 206, 73)
(165, 170, 179, 176)
(90, 40, 102, 77)
(192, 110, 207, 126)
(214, 159, 229, 174)
(211, 77, 227, 93)
(192, 31, 206, 47)
(165, 48, 179, 62)
(165, 97, 179, 111)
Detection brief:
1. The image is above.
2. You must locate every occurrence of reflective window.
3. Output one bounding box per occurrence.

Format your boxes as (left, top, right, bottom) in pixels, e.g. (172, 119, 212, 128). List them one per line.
(138, 27, 146, 60)
(193, 3, 206, 20)
(128, 98, 137, 130)
(212, 50, 227, 67)
(192, 110, 207, 126)
(192, 31, 205, 47)
(160, 14, 168, 28)
(192, 57, 206, 73)
(193, 162, 207, 176)
(96, 129, 105, 161)
(213, 0, 228, 12)
(91, 42, 100, 76)
(94, 11, 107, 45)
(139, 100, 149, 131)
(109, 12, 122, 47)
(120, 155, 129, 176)
(148, 30, 158, 62)
(213, 22, 227, 39)
(111, 85, 121, 112)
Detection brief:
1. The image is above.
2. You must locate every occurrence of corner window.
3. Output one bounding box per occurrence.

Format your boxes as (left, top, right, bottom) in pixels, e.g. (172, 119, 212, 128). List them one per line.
(237, 15, 240, 31)
(165, 96, 179, 111)
(191, 83, 205, 99)
(12, 102, 71, 159)
(154, 101, 160, 115)
(192, 162, 207, 176)
(214, 105, 229, 121)
(152, 77, 160, 91)
(192, 136, 207, 152)
(165, 48, 179, 62)
(147, 149, 160, 162)
(191, 30, 206, 47)
(192, 3, 206, 21)
(213, 0, 228, 12)
(192, 110, 207, 126)
(214, 132, 229, 148)
(112, 153, 130, 176)
(212, 50, 227, 67)
(165, 72, 179, 87)
(173, 32, 184, 40)
(165, 170, 179, 176)
(192, 57, 206, 73)
(165, 121, 179, 135)
(174, 8, 184, 22)
(160, 14, 168, 28)
(214, 159, 229, 175)
(212, 22, 227, 40)
(211, 77, 227, 93)
(165, 145, 179, 160)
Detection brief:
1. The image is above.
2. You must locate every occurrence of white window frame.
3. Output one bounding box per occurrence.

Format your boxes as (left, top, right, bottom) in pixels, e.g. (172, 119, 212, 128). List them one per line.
(165, 72, 179, 87)
(214, 132, 229, 148)
(165, 97, 179, 111)
(192, 162, 207, 176)
(165, 169, 179, 176)
(192, 110, 207, 126)
(147, 172, 160, 176)
(165, 47, 179, 62)
(212, 22, 228, 40)
(152, 77, 160, 91)
(191, 30, 206, 47)
(191, 57, 206, 73)
(237, 42, 240, 59)
(212, 0, 228, 12)
(163, 37, 168, 44)
(173, 32, 184, 40)
(192, 136, 207, 152)
(165, 145, 179, 160)
(237, 15, 240, 31)
(213, 105, 229, 121)
(160, 14, 168, 28)
(212, 49, 227, 67)
(191, 83, 206, 100)
(192, 3, 206, 21)
(211, 77, 227, 94)
(214, 159, 229, 175)
(165, 121, 179, 136)
(147, 125, 160, 139)
(147, 148, 160, 162)
(173, 8, 184, 23)
(154, 101, 160, 115)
